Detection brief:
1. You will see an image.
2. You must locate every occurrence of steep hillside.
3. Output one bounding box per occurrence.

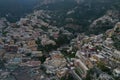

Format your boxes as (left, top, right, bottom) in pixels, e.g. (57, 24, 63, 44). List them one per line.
(36, 0, 120, 34)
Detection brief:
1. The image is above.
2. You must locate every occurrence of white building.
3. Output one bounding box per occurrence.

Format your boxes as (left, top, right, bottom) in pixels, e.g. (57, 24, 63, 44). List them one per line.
(113, 68, 120, 77)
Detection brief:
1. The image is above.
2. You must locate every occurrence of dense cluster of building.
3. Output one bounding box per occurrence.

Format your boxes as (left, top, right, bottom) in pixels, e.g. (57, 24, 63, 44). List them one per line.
(0, 10, 119, 80)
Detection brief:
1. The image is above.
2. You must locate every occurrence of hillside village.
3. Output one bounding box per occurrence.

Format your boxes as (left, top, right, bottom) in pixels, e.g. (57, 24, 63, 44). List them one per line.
(0, 10, 120, 80)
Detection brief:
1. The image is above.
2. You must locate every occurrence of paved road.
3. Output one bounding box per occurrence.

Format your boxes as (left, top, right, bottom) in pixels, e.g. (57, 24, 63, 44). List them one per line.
(70, 69, 82, 80)
(66, 58, 82, 80)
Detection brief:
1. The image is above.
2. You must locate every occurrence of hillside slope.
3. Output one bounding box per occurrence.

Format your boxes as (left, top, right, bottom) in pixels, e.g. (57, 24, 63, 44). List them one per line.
(36, 0, 120, 34)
